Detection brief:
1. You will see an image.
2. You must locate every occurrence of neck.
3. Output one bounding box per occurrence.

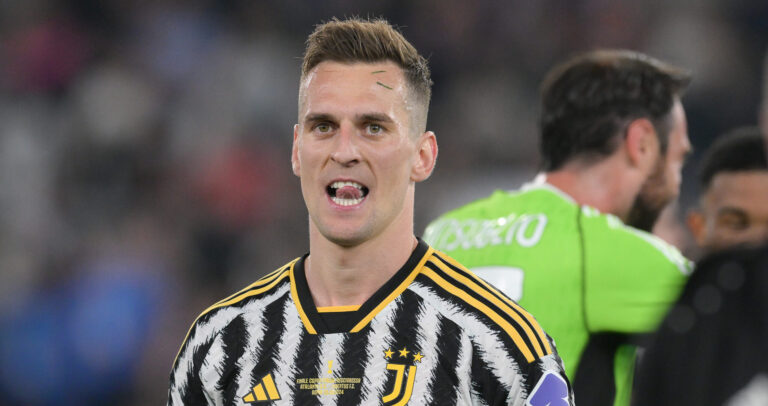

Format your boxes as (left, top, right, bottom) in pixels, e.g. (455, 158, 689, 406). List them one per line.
(544, 157, 641, 220)
(304, 202, 418, 307)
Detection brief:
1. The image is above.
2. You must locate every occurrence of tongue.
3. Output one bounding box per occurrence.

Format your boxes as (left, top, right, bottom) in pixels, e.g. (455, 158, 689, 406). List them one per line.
(336, 186, 363, 199)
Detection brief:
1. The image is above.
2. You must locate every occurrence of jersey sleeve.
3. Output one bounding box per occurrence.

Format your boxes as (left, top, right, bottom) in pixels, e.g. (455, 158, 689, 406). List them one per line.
(168, 315, 219, 406)
(511, 354, 575, 406)
(469, 330, 574, 406)
(581, 209, 692, 333)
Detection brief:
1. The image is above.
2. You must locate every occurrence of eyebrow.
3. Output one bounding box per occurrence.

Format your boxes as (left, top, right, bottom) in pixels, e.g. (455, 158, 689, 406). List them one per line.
(716, 207, 748, 219)
(303, 112, 395, 125)
(304, 113, 335, 124)
(359, 113, 394, 123)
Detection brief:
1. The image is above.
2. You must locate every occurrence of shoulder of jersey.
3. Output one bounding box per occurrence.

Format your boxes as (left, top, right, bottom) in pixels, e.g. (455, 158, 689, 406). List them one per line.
(580, 206, 692, 275)
(423, 187, 571, 246)
(210, 259, 296, 315)
(187, 258, 297, 330)
(415, 248, 555, 363)
(433, 187, 572, 218)
(171, 259, 297, 367)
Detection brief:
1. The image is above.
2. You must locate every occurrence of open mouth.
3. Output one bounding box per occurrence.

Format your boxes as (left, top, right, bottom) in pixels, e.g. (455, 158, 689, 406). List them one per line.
(326, 181, 369, 206)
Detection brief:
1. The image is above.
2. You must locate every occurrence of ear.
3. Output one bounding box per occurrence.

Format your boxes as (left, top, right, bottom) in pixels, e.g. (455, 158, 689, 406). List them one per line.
(411, 131, 438, 182)
(624, 118, 659, 173)
(686, 209, 707, 247)
(291, 124, 301, 177)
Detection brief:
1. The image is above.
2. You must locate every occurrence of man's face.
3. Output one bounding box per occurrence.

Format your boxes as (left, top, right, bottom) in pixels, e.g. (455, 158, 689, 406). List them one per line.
(628, 100, 691, 231)
(292, 61, 434, 247)
(688, 171, 768, 251)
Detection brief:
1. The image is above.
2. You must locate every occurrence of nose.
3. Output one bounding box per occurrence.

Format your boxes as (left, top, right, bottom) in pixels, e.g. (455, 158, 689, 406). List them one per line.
(330, 122, 360, 166)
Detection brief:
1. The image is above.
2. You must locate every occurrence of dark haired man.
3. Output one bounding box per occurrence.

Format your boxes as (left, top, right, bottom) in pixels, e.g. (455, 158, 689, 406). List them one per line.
(169, 18, 572, 405)
(425, 49, 693, 406)
(686, 127, 768, 253)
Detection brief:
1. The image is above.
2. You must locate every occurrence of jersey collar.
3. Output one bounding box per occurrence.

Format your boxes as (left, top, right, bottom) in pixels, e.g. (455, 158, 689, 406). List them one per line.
(520, 173, 578, 205)
(290, 239, 433, 334)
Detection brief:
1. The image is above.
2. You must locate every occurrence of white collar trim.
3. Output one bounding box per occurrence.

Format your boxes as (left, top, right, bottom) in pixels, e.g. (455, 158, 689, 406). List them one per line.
(518, 173, 577, 204)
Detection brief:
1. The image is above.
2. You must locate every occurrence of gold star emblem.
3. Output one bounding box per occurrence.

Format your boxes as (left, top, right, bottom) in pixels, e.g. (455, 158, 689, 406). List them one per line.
(413, 352, 424, 363)
(384, 348, 394, 359)
(399, 347, 409, 358)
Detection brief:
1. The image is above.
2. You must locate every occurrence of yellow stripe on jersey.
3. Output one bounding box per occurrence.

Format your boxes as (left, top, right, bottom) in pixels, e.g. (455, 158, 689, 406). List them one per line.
(317, 305, 361, 313)
(290, 265, 317, 334)
(172, 264, 294, 365)
(435, 252, 553, 356)
(213, 261, 297, 307)
(421, 266, 536, 363)
(212, 268, 292, 310)
(428, 257, 548, 359)
(350, 246, 436, 332)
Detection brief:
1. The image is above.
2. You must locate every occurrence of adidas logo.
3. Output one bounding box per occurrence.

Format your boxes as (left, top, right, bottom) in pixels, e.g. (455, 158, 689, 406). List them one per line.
(242, 373, 281, 403)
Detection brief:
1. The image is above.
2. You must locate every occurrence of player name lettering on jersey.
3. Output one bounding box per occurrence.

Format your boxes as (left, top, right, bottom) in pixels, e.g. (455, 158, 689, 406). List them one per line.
(424, 213, 548, 251)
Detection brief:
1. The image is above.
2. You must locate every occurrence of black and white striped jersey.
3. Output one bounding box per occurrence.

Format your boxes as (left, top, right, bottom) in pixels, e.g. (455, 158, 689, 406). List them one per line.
(168, 239, 573, 405)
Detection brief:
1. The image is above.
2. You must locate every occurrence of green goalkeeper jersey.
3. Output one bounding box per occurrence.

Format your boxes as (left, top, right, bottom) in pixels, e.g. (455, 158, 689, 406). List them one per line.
(424, 181, 691, 406)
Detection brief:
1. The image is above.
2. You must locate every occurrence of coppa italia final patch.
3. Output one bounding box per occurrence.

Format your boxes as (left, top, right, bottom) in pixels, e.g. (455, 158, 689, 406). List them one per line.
(527, 372, 570, 406)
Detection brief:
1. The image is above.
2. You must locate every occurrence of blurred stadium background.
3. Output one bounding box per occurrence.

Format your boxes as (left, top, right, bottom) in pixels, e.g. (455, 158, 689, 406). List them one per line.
(0, 1, 766, 404)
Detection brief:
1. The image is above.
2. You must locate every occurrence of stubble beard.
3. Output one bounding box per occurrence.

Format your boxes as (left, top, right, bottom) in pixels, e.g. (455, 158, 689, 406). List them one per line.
(627, 156, 671, 232)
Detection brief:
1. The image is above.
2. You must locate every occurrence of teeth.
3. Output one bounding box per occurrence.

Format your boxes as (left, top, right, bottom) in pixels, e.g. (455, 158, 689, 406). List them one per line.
(327, 180, 368, 206)
(330, 181, 363, 190)
(331, 196, 364, 206)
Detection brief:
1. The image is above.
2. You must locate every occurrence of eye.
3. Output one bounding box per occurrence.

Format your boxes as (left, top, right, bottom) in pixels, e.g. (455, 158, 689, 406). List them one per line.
(718, 212, 749, 231)
(314, 123, 332, 133)
(367, 123, 383, 135)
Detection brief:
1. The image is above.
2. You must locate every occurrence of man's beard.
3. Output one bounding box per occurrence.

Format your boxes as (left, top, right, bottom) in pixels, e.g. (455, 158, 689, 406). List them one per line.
(627, 192, 665, 232)
(627, 158, 670, 232)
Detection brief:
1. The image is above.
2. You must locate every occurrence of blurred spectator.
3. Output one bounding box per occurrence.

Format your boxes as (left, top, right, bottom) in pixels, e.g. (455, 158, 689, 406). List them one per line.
(0, 214, 171, 405)
(2, 15, 91, 93)
(634, 244, 768, 406)
(686, 127, 768, 255)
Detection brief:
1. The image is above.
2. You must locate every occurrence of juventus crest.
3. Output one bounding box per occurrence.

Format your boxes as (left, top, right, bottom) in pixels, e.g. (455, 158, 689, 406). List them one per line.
(382, 347, 423, 405)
